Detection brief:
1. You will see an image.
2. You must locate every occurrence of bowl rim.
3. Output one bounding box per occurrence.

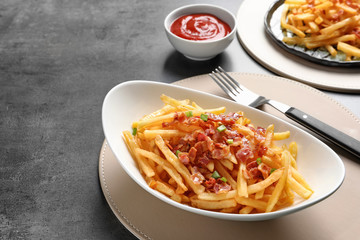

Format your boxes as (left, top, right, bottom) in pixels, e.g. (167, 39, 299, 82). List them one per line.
(164, 3, 238, 43)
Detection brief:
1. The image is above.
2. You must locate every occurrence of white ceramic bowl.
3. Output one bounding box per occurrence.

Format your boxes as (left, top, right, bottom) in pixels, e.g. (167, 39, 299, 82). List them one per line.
(164, 4, 237, 60)
(102, 80, 345, 221)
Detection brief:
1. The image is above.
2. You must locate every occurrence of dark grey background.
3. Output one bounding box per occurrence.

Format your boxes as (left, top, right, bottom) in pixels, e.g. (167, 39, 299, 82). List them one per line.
(1, 0, 359, 239)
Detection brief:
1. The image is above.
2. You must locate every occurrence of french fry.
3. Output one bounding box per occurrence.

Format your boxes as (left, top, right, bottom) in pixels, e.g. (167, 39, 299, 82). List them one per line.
(198, 190, 237, 201)
(290, 166, 313, 192)
(235, 196, 268, 212)
(155, 180, 176, 197)
(254, 189, 265, 200)
(266, 151, 291, 212)
(247, 169, 284, 194)
(273, 131, 290, 140)
(160, 94, 196, 111)
(288, 175, 313, 199)
(288, 141, 298, 160)
(239, 206, 254, 214)
(337, 41, 360, 57)
(170, 194, 183, 203)
(221, 205, 241, 213)
(136, 148, 188, 192)
(320, 16, 360, 35)
(237, 163, 248, 197)
(191, 198, 237, 210)
(138, 105, 176, 122)
(264, 124, 275, 148)
(122, 131, 155, 178)
(143, 129, 186, 139)
(136, 112, 176, 129)
(219, 159, 234, 171)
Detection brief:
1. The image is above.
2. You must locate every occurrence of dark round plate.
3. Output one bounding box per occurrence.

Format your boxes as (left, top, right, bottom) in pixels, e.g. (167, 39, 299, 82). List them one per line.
(264, 0, 360, 67)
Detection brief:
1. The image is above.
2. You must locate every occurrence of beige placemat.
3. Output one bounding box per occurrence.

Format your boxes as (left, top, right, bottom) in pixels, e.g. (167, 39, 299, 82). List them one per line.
(99, 73, 360, 240)
(237, 0, 360, 93)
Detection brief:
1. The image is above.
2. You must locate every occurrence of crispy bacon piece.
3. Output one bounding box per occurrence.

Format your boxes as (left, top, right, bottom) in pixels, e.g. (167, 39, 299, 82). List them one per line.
(207, 112, 242, 125)
(190, 166, 205, 184)
(235, 146, 254, 163)
(174, 112, 187, 122)
(212, 143, 230, 159)
(258, 163, 272, 179)
(204, 177, 231, 193)
(247, 161, 262, 179)
(188, 147, 197, 163)
(204, 177, 216, 189)
(198, 155, 211, 167)
(213, 180, 231, 194)
(178, 152, 190, 165)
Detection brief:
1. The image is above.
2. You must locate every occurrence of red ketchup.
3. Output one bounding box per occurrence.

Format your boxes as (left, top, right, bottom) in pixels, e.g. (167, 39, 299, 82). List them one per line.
(170, 13, 231, 41)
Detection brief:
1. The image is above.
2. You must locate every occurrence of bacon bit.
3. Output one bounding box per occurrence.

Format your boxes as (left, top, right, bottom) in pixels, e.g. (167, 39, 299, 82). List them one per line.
(174, 112, 187, 122)
(213, 181, 231, 194)
(200, 120, 216, 132)
(197, 132, 207, 141)
(247, 160, 258, 169)
(235, 146, 254, 163)
(196, 132, 214, 152)
(258, 163, 272, 179)
(206, 112, 242, 125)
(206, 137, 215, 151)
(198, 155, 211, 167)
(194, 141, 207, 155)
(162, 122, 170, 127)
(255, 133, 266, 143)
(226, 129, 241, 139)
(210, 131, 223, 143)
(212, 143, 230, 159)
(204, 128, 216, 136)
(191, 167, 205, 184)
(178, 152, 190, 165)
(248, 168, 262, 179)
(204, 177, 216, 189)
(231, 137, 243, 147)
(188, 147, 197, 162)
(257, 145, 268, 157)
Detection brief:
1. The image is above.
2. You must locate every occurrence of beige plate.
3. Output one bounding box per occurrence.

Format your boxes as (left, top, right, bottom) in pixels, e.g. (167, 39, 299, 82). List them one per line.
(236, 0, 360, 92)
(99, 73, 360, 240)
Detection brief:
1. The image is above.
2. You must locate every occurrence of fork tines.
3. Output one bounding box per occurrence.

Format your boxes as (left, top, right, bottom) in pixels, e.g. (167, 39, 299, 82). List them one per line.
(209, 66, 243, 98)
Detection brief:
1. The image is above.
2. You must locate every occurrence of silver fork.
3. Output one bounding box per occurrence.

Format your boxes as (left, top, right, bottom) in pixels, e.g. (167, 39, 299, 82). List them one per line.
(209, 66, 360, 159)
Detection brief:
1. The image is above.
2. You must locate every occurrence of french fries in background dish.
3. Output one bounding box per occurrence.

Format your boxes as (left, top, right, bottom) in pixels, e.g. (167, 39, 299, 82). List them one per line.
(123, 94, 313, 214)
(281, 0, 360, 61)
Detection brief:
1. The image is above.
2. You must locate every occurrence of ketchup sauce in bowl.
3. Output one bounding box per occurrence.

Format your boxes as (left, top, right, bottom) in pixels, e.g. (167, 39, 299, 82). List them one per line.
(170, 13, 232, 41)
(164, 4, 237, 60)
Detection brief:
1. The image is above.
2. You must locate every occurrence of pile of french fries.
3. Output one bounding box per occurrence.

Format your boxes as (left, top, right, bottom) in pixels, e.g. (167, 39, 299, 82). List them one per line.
(122, 95, 313, 214)
(281, 0, 360, 60)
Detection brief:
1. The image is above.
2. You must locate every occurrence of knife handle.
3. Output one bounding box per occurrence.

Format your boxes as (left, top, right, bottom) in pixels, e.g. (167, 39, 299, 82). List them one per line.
(285, 107, 360, 159)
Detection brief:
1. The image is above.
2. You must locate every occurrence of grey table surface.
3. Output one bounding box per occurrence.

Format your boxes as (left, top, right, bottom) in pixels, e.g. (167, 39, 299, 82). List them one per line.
(1, 0, 359, 239)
